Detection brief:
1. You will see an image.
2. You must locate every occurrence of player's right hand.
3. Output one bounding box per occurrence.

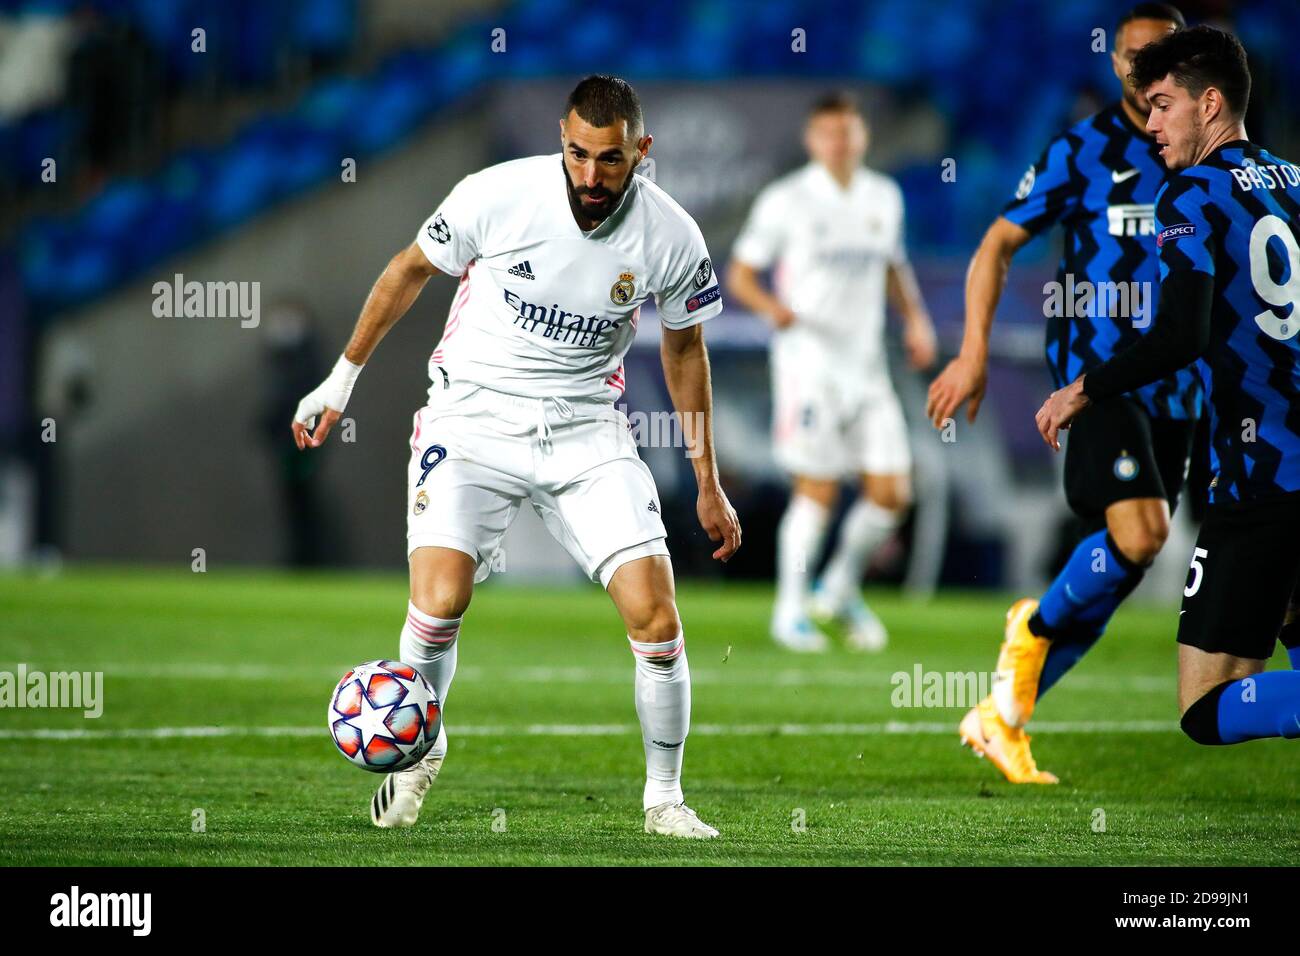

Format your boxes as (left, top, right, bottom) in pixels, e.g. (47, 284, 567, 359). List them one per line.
(292, 399, 342, 450)
(926, 353, 987, 428)
(292, 356, 364, 450)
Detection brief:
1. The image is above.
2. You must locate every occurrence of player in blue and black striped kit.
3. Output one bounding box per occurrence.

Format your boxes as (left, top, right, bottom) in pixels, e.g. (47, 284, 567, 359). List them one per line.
(1040, 24, 1300, 747)
(929, 3, 1197, 782)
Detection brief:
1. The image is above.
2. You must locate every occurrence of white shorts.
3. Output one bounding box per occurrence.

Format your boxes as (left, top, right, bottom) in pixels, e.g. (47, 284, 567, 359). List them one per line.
(406, 379, 669, 588)
(772, 373, 912, 480)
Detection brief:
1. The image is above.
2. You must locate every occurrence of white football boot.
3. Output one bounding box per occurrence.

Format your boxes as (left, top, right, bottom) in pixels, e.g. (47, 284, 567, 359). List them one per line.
(644, 801, 719, 839)
(840, 598, 888, 652)
(770, 614, 829, 653)
(810, 584, 888, 652)
(370, 727, 446, 828)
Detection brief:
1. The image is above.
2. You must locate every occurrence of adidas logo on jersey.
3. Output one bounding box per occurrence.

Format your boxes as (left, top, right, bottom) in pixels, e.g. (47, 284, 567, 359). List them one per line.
(508, 260, 536, 280)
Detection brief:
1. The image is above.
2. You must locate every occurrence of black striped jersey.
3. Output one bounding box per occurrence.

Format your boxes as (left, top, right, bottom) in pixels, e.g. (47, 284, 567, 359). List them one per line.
(1154, 141, 1300, 503)
(1002, 103, 1203, 421)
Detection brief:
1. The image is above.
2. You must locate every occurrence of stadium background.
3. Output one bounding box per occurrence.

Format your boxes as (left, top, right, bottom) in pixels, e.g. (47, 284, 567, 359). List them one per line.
(4, 0, 1300, 872)
(2, 0, 1296, 596)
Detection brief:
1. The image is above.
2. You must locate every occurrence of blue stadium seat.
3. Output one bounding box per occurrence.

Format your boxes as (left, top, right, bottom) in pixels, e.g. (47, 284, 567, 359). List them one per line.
(11, 0, 1300, 312)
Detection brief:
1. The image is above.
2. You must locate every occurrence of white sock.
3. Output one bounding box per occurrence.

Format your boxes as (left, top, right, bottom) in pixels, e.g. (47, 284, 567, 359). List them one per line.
(629, 632, 690, 810)
(775, 495, 831, 623)
(820, 498, 901, 607)
(400, 601, 460, 758)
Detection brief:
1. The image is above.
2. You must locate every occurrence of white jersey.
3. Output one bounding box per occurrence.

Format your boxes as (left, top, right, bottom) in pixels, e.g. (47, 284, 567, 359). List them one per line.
(415, 154, 722, 403)
(733, 162, 907, 389)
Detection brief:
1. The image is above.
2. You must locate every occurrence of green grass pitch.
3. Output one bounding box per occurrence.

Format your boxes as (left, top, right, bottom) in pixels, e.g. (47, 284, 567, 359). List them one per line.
(0, 567, 1296, 866)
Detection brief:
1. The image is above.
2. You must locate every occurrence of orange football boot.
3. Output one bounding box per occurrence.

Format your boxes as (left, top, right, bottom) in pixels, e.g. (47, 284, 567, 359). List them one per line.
(959, 696, 1059, 784)
(991, 598, 1050, 728)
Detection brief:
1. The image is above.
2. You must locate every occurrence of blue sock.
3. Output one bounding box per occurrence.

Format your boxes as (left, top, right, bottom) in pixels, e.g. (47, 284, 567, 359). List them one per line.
(1037, 635, 1101, 698)
(1032, 531, 1145, 700)
(1213, 673, 1300, 743)
(1035, 531, 1143, 634)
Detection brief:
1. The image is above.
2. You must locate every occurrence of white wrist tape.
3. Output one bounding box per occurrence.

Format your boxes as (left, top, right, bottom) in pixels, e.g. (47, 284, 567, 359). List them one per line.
(293, 355, 363, 429)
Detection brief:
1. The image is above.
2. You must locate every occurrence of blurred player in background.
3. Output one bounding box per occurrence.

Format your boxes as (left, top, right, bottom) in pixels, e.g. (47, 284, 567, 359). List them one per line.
(292, 75, 740, 839)
(1039, 25, 1300, 748)
(728, 92, 936, 654)
(927, 3, 1193, 782)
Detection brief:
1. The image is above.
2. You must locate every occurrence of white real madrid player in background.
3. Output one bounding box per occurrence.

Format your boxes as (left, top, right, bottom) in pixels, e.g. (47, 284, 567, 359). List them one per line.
(291, 76, 740, 838)
(728, 92, 935, 653)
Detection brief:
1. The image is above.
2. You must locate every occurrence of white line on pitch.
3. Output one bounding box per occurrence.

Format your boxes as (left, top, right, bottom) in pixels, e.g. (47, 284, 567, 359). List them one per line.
(0, 661, 1176, 691)
(0, 720, 1180, 741)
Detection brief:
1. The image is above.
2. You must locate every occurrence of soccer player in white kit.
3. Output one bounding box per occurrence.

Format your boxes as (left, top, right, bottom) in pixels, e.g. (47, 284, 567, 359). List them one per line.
(291, 76, 740, 839)
(727, 92, 935, 653)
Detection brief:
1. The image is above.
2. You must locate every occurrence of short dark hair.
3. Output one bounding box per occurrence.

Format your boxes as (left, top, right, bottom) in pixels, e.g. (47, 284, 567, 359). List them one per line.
(1130, 24, 1251, 118)
(563, 75, 643, 138)
(807, 90, 861, 120)
(1117, 2, 1186, 36)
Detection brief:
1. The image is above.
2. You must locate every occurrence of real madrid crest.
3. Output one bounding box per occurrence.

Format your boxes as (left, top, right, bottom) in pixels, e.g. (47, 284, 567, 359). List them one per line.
(413, 490, 429, 515)
(611, 271, 636, 305)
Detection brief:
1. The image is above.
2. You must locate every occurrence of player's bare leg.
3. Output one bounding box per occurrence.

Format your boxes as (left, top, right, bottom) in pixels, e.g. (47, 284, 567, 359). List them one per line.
(372, 546, 475, 828)
(607, 554, 718, 839)
(1178, 645, 1266, 715)
(1178, 586, 1300, 745)
(812, 471, 908, 651)
(773, 475, 837, 652)
(1177, 643, 1300, 744)
(1107, 497, 1170, 565)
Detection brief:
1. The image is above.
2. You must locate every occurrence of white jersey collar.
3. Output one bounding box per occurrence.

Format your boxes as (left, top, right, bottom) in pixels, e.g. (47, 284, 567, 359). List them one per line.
(806, 161, 864, 197)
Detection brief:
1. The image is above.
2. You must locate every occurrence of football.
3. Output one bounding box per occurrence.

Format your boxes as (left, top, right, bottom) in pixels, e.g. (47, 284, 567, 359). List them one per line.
(327, 660, 441, 773)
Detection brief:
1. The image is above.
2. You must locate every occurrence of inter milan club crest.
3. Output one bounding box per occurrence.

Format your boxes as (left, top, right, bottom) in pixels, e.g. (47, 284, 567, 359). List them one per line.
(1113, 451, 1139, 481)
(413, 490, 429, 515)
(610, 271, 636, 305)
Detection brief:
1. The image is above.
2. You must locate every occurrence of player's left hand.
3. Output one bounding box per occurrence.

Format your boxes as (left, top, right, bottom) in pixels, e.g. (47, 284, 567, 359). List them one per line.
(1035, 377, 1091, 451)
(904, 319, 938, 370)
(697, 483, 741, 562)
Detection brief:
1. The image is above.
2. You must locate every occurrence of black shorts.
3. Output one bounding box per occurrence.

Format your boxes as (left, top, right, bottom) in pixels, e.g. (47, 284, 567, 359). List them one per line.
(1063, 396, 1195, 529)
(1177, 492, 1300, 660)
